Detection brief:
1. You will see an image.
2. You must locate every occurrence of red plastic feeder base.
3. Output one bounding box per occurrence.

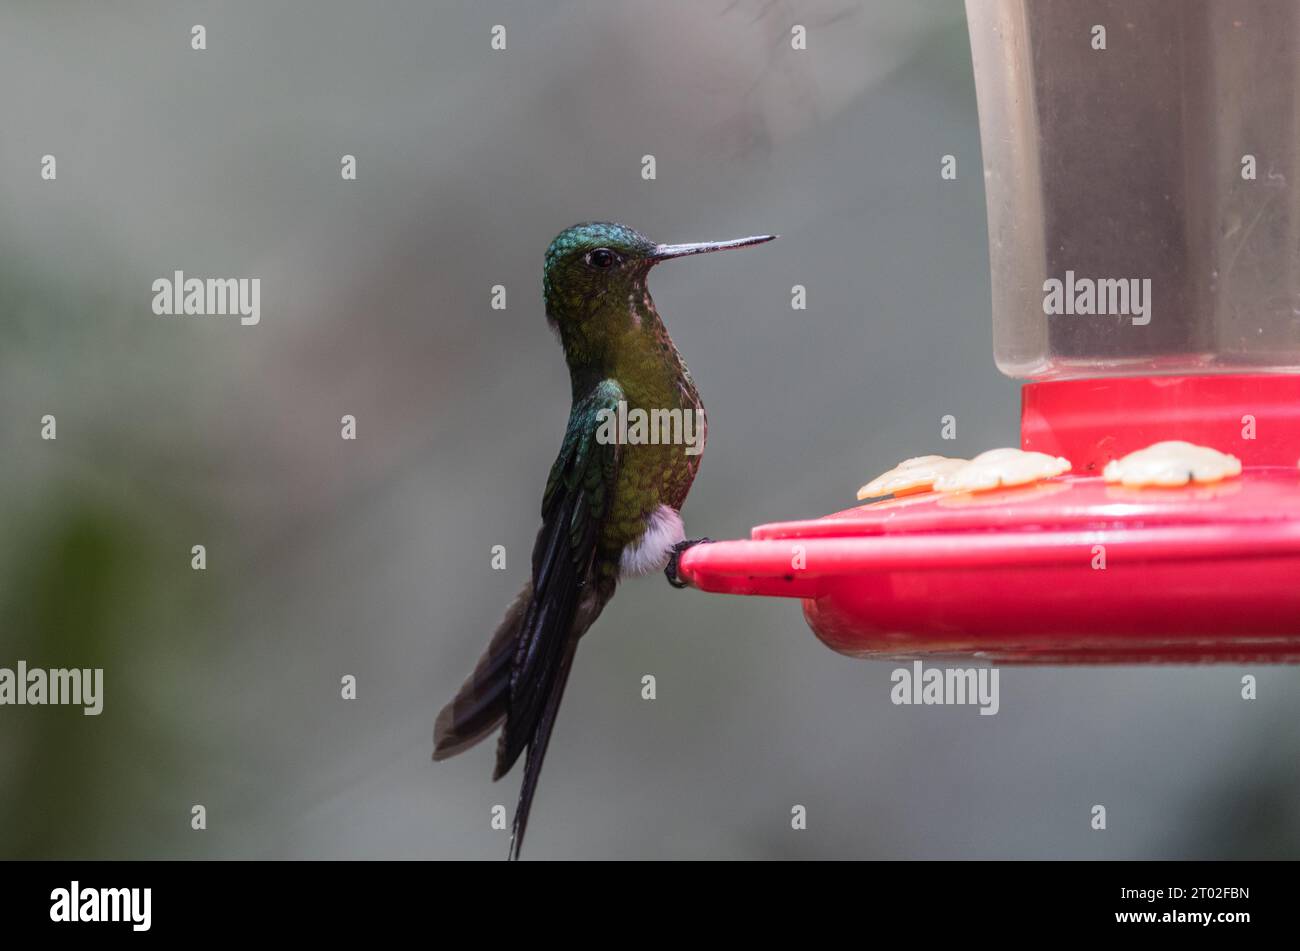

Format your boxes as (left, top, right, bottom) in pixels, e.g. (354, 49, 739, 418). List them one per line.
(679, 374, 1300, 663)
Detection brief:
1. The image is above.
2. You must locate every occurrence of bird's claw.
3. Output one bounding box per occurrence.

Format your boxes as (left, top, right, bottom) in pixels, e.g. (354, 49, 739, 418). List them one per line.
(665, 537, 712, 589)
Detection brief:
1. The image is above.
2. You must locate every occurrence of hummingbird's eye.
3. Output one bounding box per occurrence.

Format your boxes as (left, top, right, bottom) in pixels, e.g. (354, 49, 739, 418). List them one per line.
(585, 248, 617, 269)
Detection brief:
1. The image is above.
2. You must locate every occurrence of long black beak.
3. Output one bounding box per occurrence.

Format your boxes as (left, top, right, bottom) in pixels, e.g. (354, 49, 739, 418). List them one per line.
(651, 234, 777, 261)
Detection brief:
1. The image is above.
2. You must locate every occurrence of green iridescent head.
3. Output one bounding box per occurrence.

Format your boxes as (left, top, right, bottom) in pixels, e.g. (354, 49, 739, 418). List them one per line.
(542, 221, 775, 366)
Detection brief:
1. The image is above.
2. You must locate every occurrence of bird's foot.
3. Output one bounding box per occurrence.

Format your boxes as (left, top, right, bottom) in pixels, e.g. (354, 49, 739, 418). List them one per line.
(665, 537, 712, 589)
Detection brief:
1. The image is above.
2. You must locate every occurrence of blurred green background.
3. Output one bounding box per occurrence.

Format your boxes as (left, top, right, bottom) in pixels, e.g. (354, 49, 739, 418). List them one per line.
(1, 0, 1297, 859)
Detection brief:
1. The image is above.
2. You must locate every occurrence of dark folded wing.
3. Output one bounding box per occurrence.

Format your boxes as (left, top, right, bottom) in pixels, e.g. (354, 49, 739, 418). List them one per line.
(494, 379, 623, 781)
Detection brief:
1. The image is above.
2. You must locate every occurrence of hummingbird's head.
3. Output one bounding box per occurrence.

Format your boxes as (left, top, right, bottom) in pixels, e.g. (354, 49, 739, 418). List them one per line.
(543, 222, 658, 334)
(542, 221, 775, 367)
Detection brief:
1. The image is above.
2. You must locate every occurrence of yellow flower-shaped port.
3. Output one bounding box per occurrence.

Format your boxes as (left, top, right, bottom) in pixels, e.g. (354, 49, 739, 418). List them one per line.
(1103, 440, 1241, 487)
(933, 448, 1072, 493)
(857, 455, 969, 500)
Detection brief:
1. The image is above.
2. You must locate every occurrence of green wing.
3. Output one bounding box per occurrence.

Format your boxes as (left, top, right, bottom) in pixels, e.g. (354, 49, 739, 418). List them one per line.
(496, 379, 623, 857)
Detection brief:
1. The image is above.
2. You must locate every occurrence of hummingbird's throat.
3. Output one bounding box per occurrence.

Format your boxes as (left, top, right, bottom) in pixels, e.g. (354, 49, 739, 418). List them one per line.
(558, 275, 662, 371)
(626, 279, 657, 331)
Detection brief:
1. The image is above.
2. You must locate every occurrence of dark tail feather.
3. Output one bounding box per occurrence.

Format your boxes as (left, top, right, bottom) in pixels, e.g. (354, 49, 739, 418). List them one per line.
(433, 584, 532, 761)
(508, 640, 578, 861)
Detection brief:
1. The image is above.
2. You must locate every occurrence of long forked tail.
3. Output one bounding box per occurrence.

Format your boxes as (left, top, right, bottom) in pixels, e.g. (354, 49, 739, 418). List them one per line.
(508, 639, 578, 861)
(433, 584, 531, 761)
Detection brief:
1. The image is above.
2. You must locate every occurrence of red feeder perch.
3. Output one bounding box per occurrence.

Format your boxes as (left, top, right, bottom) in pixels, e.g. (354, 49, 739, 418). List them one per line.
(680, 1, 1300, 663)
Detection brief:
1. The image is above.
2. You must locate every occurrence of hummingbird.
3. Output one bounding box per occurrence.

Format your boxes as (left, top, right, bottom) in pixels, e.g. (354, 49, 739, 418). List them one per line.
(433, 221, 775, 859)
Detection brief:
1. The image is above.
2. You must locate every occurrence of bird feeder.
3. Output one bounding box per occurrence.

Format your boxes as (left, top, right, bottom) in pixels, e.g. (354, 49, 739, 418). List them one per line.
(678, 0, 1300, 662)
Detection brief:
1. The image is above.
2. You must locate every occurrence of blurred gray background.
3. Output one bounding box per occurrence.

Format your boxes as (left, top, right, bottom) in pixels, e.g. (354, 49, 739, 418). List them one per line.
(1, 0, 1297, 859)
